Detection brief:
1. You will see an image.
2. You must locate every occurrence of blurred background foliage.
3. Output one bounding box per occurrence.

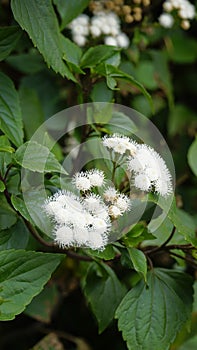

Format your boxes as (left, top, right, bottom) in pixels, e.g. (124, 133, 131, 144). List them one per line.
(0, 0, 197, 349)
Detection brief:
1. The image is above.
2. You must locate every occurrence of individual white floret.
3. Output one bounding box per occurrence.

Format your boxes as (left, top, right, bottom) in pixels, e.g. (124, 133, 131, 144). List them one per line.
(127, 141, 137, 155)
(104, 36, 118, 46)
(103, 187, 118, 202)
(90, 25, 102, 37)
(72, 24, 89, 36)
(73, 227, 90, 245)
(127, 157, 145, 173)
(70, 14, 89, 27)
(108, 12, 120, 25)
(93, 217, 109, 233)
(87, 232, 106, 250)
(110, 27, 121, 36)
(145, 166, 160, 181)
(54, 192, 83, 211)
(155, 178, 173, 196)
(102, 24, 112, 35)
(163, 1, 173, 12)
(109, 205, 122, 218)
(73, 172, 92, 191)
(103, 134, 134, 154)
(116, 33, 130, 48)
(159, 13, 174, 27)
(44, 200, 63, 217)
(171, 0, 182, 9)
(84, 194, 102, 211)
(115, 194, 131, 213)
(134, 174, 151, 191)
(88, 169, 105, 187)
(179, 5, 195, 19)
(55, 226, 74, 248)
(73, 35, 87, 47)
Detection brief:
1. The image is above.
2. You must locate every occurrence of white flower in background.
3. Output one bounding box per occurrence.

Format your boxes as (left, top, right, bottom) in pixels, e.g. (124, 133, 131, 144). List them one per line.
(160, 0, 195, 29)
(69, 10, 129, 48)
(73, 35, 87, 47)
(163, 1, 173, 11)
(104, 36, 118, 46)
(116, 33, 130, 48)
(69, 14, 90, 47)
(158, 13, 174, 27)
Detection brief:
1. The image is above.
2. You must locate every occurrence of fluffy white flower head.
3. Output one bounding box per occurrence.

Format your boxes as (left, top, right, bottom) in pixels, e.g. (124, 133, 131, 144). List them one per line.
(73, 172, 92, 191)
(115, 195, 131, 213)
(159, 13, 174, 27)
(104, 36, 118, 47)
(134, 174, 151, 191)
(103, 134, 135, 155)
(116, 33, 130, 48)
(103, 187, 118, 202)
(109, 205, 122, 219)
(88, 169, 105, 187)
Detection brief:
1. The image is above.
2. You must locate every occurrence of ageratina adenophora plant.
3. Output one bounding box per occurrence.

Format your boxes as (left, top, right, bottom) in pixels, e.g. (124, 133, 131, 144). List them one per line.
(44, 134, 172, 251)
(0, 1, 197, 350)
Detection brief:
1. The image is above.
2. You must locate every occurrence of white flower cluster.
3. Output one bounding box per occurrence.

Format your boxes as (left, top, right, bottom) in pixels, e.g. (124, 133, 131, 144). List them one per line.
(69, 12, 130, 48)
(103, 134, 137, 155)
(44, 169, 131, 251)
(102, 134, 173, 196)
(159, 0, 196, 29)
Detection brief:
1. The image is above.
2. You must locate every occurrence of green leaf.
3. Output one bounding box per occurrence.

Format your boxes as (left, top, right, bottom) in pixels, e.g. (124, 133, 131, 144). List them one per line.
(188, 137, 197, 177)
(86, 245, 117, 261)
(0, 249, 63, 320)
(60, 35, 84, 74)
(116, 268, 193, 350)
(167, 31, 197, 64)
(6, 52, 45, 74)
(0, 72, 23, 147)
(0, 136, 13, 176)
(83, 262, 126, 333)
(0, 180, 5, 192)
(11, 195, 33, 223)
(127, 247, 147, 282)
(150, 50, 174, 108)
(95, 64, 153, 110)
(11, 192, 53, 236)
(179, 335, 197, 350)
(80, 45, 120, 68)
(25, 284, 59, 323)
(54, 0, 90, 29)
(90, 81, 113, 103)
(148, 195, 197, 247)
(0, 219, 29, 251)
(135, 60, 158, 90)
(168, 104, 196, 136)
(14, 141, 67, 174)
(19, 87, 45, 140)
(11, 0, 76, 80)
(0, 26, 22, 61)
(105, 111, 137, 136)
(0, 194, 17, 230)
